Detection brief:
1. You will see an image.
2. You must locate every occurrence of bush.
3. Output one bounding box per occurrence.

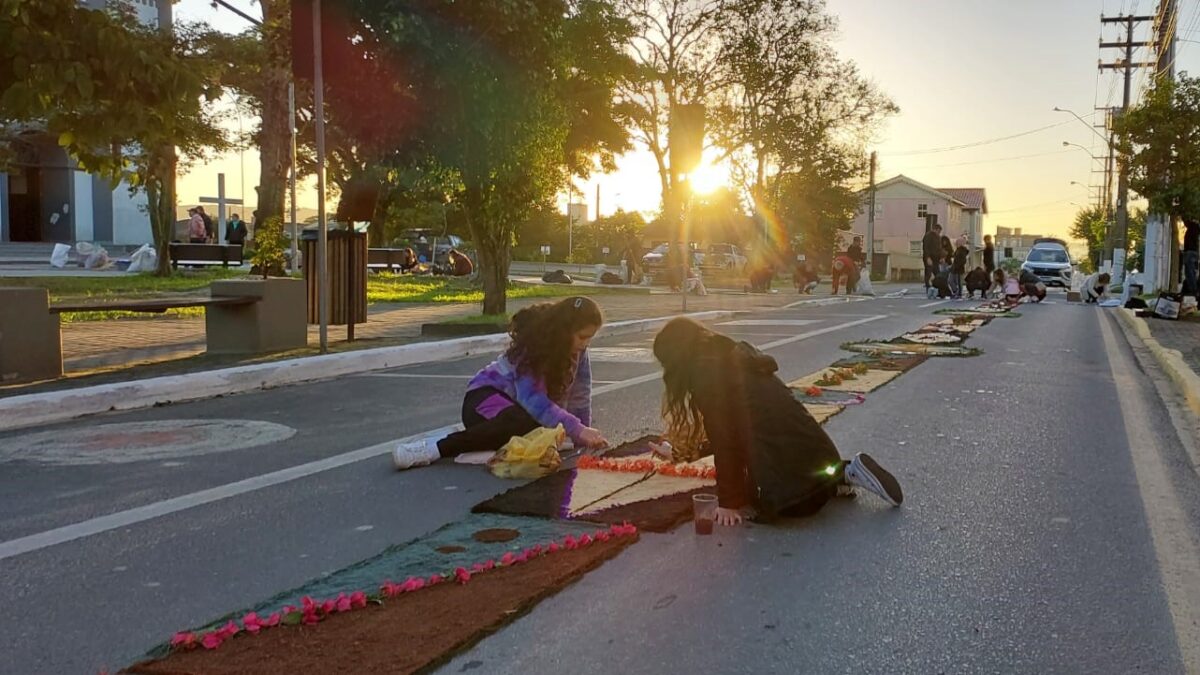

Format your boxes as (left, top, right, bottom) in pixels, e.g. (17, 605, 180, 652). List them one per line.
(250, 216, 288, 278)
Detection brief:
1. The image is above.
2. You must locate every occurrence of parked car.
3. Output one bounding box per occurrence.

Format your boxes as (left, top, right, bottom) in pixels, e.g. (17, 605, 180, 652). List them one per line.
(1021, 240, 1073, 287)
(642, 243, 703, 269)
(705, 243, 748, 271)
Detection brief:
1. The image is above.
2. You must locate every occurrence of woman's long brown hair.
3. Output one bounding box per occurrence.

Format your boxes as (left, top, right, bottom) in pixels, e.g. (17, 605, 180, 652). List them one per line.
(505, 296, 603, 400)
(652, 317, 730, 458)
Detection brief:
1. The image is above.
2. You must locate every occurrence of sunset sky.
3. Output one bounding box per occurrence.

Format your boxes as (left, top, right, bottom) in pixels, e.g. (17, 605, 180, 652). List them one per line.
(175, 0, 1200, 241)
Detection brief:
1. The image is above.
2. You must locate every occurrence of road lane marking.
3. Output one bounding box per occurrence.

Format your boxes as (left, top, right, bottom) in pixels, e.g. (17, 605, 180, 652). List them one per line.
(0, 315, 886, 561)
(1100, 315, 1200, 671)
(918, 299, 948, 308)
(717, 319, 821, 327)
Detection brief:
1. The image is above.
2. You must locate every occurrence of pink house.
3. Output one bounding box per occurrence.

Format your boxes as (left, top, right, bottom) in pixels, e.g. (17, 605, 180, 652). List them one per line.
(848, 175, 987, 281)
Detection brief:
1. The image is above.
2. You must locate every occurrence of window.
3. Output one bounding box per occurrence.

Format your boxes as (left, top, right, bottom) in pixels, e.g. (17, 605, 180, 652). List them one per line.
(873, 240, 885, 253)
(874, 203, 883, 216)
(917, 203, 928, 218)
(909, 241, 923, 256)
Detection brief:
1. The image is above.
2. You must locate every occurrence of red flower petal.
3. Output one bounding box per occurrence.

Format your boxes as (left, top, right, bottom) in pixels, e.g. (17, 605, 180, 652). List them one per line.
(170, 632, 195, 648)
(428, 574, 445, 585)
(500, 552, 516, 565)
(350, 591, 368, 608)
(454, 567, 471, 584)
(265, 612, 282, 627)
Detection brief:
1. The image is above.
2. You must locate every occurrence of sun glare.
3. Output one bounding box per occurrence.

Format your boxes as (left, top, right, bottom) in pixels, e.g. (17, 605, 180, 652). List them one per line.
(688, 160, 727, 195)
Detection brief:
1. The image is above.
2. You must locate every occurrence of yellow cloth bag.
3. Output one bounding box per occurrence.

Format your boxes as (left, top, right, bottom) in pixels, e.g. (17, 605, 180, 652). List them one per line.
(488, 424, 565, 479)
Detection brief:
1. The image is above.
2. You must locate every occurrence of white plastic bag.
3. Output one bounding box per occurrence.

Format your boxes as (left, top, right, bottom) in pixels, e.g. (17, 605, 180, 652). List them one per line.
(125, 244, 157, 273)
(855, 273, 875, 296)
(49, 243, 71, 268)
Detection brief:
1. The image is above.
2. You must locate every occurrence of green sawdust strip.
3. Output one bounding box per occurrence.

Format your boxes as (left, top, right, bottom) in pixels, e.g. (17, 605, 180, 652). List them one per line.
(139, 513, 605, 657)
(840, 340, 983, 357)
(126, 534, 635, 675)
(788, 369, 900, 393)
(829, 352, 929, 372)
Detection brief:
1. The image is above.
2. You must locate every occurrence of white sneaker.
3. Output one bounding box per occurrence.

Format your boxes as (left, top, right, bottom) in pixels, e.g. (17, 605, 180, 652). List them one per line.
(844, 453, 903, 506)
(392, 437, 441, 470)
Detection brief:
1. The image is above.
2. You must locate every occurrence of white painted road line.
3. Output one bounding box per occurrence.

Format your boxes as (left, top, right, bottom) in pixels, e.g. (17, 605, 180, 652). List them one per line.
(919, 299, 949, 308)
(718, 319, 821, 327)
(0, 315, 886, 561)
(1099, 315, 1200, 672)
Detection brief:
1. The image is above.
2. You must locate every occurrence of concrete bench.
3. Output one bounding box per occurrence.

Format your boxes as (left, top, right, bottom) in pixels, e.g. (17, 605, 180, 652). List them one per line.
(168, 243, 244, 269)
(0, 278, 307, 384)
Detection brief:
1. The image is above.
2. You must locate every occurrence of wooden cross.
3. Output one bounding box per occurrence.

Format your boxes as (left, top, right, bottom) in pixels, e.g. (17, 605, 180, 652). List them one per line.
(198, 173, 244, 245)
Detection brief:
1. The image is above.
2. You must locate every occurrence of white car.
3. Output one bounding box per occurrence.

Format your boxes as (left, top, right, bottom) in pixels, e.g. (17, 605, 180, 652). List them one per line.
(1021, 239, 1073, 287)
(642, 244, 703, 269)
(705, 243, 748, 271)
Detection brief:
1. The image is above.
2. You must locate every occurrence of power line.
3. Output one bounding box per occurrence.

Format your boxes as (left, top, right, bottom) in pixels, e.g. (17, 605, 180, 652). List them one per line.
(887, 119, 1081, 156)
(904, 148, 1075, 170)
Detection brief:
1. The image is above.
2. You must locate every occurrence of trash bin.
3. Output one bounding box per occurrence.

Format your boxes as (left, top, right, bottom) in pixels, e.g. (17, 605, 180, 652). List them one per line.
(301, 229, 367, 327)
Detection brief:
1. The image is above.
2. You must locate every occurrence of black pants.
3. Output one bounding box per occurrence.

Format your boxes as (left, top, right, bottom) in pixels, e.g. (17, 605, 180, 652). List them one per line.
(436, 387, 539, 458)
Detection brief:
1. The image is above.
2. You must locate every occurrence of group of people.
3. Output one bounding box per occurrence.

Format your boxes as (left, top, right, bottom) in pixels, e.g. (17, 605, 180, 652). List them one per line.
(921, 223, 994, 300)
(186, 206, 248, 246)
(392, 295, 904, 527)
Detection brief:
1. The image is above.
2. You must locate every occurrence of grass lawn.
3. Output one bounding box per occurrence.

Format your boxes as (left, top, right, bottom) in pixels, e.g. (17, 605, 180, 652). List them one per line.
(3, 271, 606, 322)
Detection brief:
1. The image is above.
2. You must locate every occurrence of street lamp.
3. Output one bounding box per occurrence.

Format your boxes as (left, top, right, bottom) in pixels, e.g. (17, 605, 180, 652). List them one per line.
(1062, 141, 1102, 161)
(1053, 107, 1112, 145)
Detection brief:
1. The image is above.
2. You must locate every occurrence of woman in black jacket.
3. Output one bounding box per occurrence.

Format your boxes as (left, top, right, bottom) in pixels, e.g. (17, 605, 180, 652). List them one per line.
(652, 318, 903, 527)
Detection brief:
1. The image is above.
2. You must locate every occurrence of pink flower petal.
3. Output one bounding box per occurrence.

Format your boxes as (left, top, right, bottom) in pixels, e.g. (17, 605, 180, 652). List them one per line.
(454, 567, 471, 584)
(500, 552, 516, 565)
(547, 542, 561, 554)
(200, 633, 223, 650)
(579, 534, 593, 547)
(350, 591, 368, 609)
(335, 596, 352, 613)
(170, 632, 195, 648)
(264, 612, 282, 627)
(428, 574, 445, 585)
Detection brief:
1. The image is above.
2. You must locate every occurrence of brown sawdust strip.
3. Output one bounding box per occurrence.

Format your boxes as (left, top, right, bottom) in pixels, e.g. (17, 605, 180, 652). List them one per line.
(124, 536, 634, 675)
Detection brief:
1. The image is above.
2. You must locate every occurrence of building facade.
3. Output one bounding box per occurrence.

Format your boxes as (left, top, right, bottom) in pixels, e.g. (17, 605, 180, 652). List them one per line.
(0, 0, 167, 246)
(848, 175, 988, 280)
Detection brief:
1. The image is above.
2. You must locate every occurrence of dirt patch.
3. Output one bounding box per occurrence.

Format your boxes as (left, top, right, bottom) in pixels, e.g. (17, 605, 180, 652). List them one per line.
(434, 545, 466, 554)
(470, 528, 520, 543)
(125, 535, 634, 675)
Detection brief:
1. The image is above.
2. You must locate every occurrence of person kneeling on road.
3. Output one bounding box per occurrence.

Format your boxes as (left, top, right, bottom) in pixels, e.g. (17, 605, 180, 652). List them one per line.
(392, 296, 609, 470)
(651, 318, 903, 528)
(1080, 272, 1111, 303)
(1019, 269, 1047, 303)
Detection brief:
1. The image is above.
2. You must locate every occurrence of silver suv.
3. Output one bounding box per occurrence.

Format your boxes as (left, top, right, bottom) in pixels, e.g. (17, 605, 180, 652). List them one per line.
(1021, 239, 1073, 287)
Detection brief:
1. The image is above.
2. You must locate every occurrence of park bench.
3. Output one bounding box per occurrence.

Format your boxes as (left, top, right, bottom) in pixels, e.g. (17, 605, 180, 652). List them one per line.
(0, 278, 307, 384)
(168, 243, 244, 269)
(367, 247, 414, 272)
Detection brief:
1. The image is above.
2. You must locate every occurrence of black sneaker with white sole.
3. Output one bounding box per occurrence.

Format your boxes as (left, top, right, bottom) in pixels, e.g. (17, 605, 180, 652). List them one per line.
(844, 453, 903, 506)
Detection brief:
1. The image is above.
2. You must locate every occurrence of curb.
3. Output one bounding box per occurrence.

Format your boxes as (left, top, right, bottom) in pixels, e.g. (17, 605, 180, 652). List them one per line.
(0, 310, 738, 432)
(1114, 308, 1200, 418)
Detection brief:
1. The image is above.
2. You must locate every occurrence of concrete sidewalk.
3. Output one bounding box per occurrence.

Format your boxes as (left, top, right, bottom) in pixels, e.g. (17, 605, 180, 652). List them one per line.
(1116, 309, 1200, 418)
(2, 290, 807, 399)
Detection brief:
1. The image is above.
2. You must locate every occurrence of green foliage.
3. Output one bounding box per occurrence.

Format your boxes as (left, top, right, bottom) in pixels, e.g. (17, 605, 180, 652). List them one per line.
(1000, 258, 1022, 275)
(250, 216, 288, 278)
(0, 0, 232, 275)
(1115, 75, 1200, 218)
(1069, 205, 1107, 271)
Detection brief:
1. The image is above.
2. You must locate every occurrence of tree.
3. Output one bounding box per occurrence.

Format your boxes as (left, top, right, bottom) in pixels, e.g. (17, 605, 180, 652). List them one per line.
(1070, 205, 1107, 271)
(616, 0, 728, 230)
(712, 0, 895, 261)
(345, 0, 631, 314)
(1, 0, 230, 275)
(1115, 75, 1200, 218)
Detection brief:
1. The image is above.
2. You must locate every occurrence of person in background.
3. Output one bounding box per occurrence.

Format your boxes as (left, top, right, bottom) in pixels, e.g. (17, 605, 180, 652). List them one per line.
(447, 248, 474, 277)
(964, 266, 990, 299)
(922, 223, 943, 290)
(998, 270, 1021, 305)
(1019, 268, 1046, 303)
(830, 254, 860, 295)
(187, 208, 207, 244)
(1080, 272, 1111, 303)
(392, 296, 608, 469)
(983, 234, 996, 277)
(793, 259, 819, 294)
(1183, 219, 1198, 300)
(940, 235, 954, 270)
(652, 318, 902, 527)
(197, 206, 215, 243)
(949, 235, 970, 299)
(846, 236, 866, 267)
(226, 213, 248, 246)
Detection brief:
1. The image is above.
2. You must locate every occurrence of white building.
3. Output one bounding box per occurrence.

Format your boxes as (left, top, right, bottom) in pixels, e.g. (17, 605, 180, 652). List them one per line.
(0, 0, 168, 246)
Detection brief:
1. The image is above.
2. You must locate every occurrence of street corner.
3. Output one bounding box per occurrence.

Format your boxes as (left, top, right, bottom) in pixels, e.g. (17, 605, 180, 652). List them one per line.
(0, 419, 297, 466)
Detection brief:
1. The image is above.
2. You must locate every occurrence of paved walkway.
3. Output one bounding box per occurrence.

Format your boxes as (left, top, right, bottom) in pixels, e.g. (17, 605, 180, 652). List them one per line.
(1142, 313, 1200, 375)
(56, 290, 806, 373)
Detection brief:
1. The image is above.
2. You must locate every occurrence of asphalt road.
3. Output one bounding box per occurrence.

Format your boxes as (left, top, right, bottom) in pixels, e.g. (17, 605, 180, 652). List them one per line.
(1, 291, 1198, 674)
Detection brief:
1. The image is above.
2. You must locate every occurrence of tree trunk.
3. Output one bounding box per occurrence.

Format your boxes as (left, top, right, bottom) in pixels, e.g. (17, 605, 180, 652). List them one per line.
(476, 234, 510, 315)
(367, 188, 390, 248)
(149, 148, 177, 276)
(253, 0, 291, 227)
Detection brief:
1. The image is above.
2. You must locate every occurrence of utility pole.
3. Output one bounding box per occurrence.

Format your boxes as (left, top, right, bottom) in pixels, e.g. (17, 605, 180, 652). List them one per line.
(866, 151, 877, 276)
(312, 0, 330, 353)
(1151, 0, 1179, 292)
(1100, 12, 1155, 284)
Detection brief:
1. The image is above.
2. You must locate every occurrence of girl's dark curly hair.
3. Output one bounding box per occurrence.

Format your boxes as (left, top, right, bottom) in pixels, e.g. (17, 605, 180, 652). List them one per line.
(506, 296, 603, 400)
